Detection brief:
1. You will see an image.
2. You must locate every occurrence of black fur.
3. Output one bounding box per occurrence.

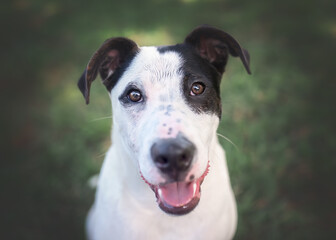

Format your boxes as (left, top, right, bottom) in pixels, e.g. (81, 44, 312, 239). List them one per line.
(158, 44, 223, 118)
(77, 37, 138, 104)
(104, 52, 138, 92)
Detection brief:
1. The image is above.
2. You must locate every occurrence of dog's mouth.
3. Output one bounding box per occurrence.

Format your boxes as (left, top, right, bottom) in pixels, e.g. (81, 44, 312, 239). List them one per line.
(155, 178, 202, 215)
(141, 162, 210, 215)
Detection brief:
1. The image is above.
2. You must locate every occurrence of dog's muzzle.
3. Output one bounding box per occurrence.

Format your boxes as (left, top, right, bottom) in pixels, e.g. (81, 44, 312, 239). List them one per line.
(141, 134, 209, 215)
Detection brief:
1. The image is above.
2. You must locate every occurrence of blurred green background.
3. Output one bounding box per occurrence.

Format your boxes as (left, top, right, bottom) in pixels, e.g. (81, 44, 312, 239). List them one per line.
(1, 0, 335, 239)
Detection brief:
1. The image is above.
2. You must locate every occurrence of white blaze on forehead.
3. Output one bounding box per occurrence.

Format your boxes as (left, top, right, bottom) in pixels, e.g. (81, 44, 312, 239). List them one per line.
(113, 47, 184, 99)
(137, 46, 183, 79)
(136, 48, 187, 139)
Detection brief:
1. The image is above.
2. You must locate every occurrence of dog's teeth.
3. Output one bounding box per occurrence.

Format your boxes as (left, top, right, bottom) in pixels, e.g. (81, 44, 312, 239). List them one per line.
(158, 188, 163, 198)
(192, 182, 197, 195)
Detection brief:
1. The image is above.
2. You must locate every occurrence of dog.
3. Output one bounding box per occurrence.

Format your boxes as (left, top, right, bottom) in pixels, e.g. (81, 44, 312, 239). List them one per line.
(78, 25, 251, 240)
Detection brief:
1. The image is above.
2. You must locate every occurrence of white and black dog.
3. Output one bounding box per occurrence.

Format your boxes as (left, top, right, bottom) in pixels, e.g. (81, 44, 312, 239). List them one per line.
(78, 25, 250, 240)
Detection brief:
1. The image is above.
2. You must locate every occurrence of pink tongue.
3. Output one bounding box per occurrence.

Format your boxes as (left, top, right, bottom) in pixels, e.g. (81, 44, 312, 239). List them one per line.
(158, 182, 198, 207)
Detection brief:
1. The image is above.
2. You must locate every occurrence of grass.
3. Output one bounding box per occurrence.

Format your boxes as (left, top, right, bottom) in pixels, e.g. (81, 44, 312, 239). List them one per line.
(2, 0, 335, 239)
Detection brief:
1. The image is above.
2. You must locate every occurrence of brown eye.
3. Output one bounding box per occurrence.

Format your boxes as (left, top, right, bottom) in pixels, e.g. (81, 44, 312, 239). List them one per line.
(127, 89, 142, 102)
(190, 82, 205, 96)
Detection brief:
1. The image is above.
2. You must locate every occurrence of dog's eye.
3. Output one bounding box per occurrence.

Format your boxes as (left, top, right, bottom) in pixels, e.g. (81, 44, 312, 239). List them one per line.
(190, 82, 205, 96)
(127, 89, 143, 102)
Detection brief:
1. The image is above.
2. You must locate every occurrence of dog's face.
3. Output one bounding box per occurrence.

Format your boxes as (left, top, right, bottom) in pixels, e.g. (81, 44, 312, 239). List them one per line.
(78, 26, 250, 215)
(111, 46, 222, 214)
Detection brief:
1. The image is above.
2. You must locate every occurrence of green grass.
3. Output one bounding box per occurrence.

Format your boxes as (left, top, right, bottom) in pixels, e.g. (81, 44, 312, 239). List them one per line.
(2, 0, 335, 239)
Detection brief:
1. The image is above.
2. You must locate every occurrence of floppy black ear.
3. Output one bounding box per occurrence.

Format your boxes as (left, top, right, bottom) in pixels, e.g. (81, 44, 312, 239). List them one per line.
(78, 37, 139, 104)
(184, 25, 251, 75)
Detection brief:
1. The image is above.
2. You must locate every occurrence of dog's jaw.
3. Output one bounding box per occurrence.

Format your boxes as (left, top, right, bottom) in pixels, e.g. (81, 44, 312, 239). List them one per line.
(140, 161, 210, 215)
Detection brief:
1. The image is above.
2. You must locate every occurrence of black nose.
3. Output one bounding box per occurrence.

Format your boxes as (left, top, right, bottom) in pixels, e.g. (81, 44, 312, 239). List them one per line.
(151, 135, 195, 178)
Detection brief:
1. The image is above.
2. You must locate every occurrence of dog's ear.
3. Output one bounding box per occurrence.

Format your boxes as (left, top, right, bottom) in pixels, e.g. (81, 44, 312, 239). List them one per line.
(184, 25, 251, 75)
(78, 37, 139, 104)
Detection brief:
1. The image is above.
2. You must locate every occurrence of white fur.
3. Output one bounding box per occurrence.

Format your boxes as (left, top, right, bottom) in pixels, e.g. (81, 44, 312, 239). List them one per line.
(86, 47, 237, 240)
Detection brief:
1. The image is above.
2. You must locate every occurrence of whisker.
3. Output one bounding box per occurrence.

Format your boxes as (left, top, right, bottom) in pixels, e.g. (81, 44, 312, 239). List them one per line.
(95, 152, 107, 159)
(89, 116, 113, 122)
(217, 133, 239, 151)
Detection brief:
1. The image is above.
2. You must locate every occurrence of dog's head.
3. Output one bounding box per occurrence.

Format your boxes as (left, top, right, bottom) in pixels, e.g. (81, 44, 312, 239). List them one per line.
(78, 25, 250, 215)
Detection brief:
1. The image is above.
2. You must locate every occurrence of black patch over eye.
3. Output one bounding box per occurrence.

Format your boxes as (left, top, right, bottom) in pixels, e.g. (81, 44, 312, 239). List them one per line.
(127, 89, 143, 102)
(190, 82, 205, 96)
